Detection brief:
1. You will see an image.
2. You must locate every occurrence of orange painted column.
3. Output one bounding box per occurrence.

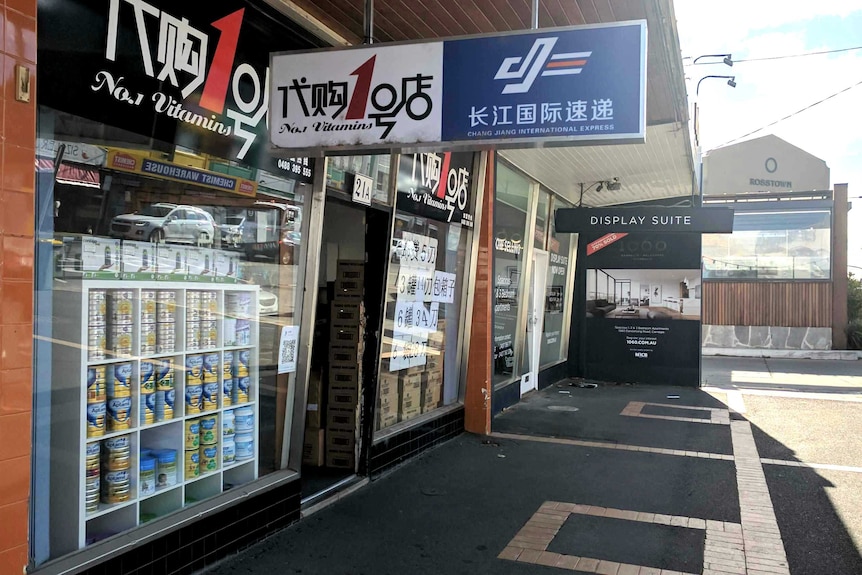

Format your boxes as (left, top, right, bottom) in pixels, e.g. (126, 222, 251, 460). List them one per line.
(464, 152, 494, 435)
(0, 0, 37, 572)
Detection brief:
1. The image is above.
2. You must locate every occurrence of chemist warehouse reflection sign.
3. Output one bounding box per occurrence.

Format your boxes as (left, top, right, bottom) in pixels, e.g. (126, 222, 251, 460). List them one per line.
(270, 21, 646, 151)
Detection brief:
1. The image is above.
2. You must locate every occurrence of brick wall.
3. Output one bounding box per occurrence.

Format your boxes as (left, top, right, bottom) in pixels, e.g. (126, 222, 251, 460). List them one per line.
(0, 0, 36, 572)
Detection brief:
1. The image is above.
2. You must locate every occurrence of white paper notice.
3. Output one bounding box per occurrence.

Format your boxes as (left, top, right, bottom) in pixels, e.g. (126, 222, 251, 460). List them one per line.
(393, 232, 438, 271)
(278, 325, 300, 374)
(389, 332, 428, 372)
(394, 301, 439, 334)
(431, 271, 457, 303)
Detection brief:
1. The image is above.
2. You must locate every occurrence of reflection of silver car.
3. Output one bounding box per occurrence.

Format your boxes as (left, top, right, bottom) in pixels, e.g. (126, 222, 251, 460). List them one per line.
(220, 215, 246, 247)
(110, 203, 215, 245)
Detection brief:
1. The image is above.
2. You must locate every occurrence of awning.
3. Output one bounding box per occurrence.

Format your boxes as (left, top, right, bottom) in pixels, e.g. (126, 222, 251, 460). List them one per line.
(36, 158, 101, 189)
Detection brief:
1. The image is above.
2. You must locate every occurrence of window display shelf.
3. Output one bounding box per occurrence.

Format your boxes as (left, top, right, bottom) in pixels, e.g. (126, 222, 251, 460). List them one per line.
(221, 458, 254, 473)
(85, 498, 137, 521)
(50, 280, 261, 555)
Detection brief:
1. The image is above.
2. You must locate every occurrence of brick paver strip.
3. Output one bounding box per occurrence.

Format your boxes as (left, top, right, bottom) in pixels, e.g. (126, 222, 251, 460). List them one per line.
(491, 432, 732, 460)
(619, 401, 732, 426)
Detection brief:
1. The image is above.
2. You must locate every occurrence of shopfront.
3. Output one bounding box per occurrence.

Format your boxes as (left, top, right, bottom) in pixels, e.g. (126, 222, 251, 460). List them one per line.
(491, 159, 577, 414)
(31, 0, 327, 571)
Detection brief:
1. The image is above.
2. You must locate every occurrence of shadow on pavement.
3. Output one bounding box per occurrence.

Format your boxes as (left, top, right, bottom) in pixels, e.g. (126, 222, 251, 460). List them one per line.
(206, 382, 861, 575)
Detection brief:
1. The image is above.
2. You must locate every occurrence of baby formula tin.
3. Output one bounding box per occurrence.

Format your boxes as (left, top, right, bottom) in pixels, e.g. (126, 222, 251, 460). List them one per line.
(107, 396, 132, 431)
(199, 415, 218, 445)
(140, 456, 156, 496)
(202, 383, 219, 412)
(222, 378, 233, 408)
(156, 359, 174, 391)
(140, 322, 157, 355)
(200, 445, 218, 474)
(86, 402, 106, 438)
(185, 384, 203, 415)
(101, 470, 130, 504)
(109, 323, 134, 356)
(155, 389, 174, 421)
(185, 419, 200, 450)
(156, 323, 176, 354)
(88, 290, 107, 326)
(87, 366, 107, 403)
(235, 434, 254, 461)
(154, 449, 177, 487)
(200, 321, 217, 349)
(140, 290, 157, 319)
(226, 292, 252, 317)
(139, 361, 155, 394)
(140, 393, 155, 425)
(108, 290, 134, 324)
(186, 321, 201, 351)
(234, 407, 254, 433)
(222, 437, 235, 465)
(186, 292, 201, 322)
(85, 442, 101, 484)
(237, 350, 250, 377)
(102, 436, 131, 471)
(234, 377, 250, 404)
(222, 409, 235, 437)
(203, 353, 219, 382)
(184, 449, 200, 480)
(157, 293, 177, 323)
(186, 354, 203, 383)
(235, 320, 251, 346)
(87, 326, 107, 361)
(107, 363, 133, 398)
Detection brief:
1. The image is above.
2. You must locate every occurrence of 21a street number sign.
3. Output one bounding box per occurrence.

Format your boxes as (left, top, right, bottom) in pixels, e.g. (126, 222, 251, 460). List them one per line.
(270, 21, 646, 152)
(352, 173, 373, 206)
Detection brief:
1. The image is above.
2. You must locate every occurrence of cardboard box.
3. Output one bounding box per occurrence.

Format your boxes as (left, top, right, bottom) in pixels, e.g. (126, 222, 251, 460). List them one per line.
(326, 429, 356, 450)
(157, 244, 187, 276)
(336, 261, 365, 282)
(422, 382, 443, 411)
(331, 325, 361, 346)
(305, 371, 323, 428)
(400, 406, 422, 423)
(186, 247, 215, 278)
(327, 404, 360, 432)
(80, 236, 122, 275)
(329, 346, 359, 369)
(214, 249, 240, 279)
(329, 366, 360, 391)
(121, 240, 155, 275)
(378, 411, 398, 430)
(402, 373, 423, 394)
(302, 428, 325, 466)
(328, 385, 359, 408)
(400, 387, 422, 412)
(331, 300, 363, 325)
(325, 448, 356, 469)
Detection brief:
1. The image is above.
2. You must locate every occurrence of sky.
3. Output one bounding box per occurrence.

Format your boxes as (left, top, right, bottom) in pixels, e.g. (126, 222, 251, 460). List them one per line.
(673, 0, 862, 273)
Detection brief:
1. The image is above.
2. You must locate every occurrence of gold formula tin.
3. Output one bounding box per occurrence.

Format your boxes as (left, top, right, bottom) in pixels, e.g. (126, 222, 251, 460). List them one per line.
(87, 366, 107, 403)
(185, 419, 200, 450)
(107, 363, 133, 397)
(86, 402, 106, 437)
(87, 326, 107, 361)
(140, 361, 155, 393)
(185, 385, 203, 414)
(203, 353, 219, 383)
(184, 449, 200, 480)
(155, 390, 174, 421)
(186, 321, 201, 351)
(140, 393, 155, 425)
(106, 396, 132, 431)
(156, 359, 174, 391)
(88, 290, 107, 326)
(140, 290, 157, 314)
(201, 383, 218, 412)
(199, 415, 217, 445)
(101, 470, 130, 504)
(199, 445, 218, 474)
(200, 320, 217, 349)
(102, 436, 131, 471)
(140, 323, 157, 355)
(109, 324, 133, 356)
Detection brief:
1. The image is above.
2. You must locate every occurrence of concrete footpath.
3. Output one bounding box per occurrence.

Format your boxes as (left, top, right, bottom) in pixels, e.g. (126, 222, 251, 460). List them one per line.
(208, 357, 862, 575)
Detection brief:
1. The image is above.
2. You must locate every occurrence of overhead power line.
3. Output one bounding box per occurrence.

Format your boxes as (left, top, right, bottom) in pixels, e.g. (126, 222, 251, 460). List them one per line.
(715, 78, 862, 147)
(733, 45, 862, 63)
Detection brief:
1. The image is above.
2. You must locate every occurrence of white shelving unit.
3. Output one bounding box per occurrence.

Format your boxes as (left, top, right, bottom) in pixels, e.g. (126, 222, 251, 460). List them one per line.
(50, 280, 260, 554)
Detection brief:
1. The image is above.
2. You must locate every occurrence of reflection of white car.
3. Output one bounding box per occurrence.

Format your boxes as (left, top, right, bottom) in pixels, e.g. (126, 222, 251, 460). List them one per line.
(110, 203, 215, 245)
(259, 290, 278, 315)
(220, 215, 245, 248)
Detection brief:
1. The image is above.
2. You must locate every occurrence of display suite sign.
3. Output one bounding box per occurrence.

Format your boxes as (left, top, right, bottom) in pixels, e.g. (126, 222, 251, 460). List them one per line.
(38, 0, 315, 182)
(270, 21, 646, 152)
(582, 232, 703, 387)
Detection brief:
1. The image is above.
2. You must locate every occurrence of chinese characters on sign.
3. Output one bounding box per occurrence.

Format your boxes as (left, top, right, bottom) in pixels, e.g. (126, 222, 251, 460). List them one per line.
(271, 43, 444, 148)
(270, 22, 645, 151)
(396, 152, 475, 228)
(389, 232, 456, 372)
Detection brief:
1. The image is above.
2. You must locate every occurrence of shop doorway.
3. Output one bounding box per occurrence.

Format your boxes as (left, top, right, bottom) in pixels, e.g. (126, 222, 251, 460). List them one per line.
(300, 197, 389, 501)
(521, 249, 549, 395)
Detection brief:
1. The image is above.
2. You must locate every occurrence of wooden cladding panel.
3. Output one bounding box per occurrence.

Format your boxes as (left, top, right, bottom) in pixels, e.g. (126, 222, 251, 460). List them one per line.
(702, 282, 832, 328)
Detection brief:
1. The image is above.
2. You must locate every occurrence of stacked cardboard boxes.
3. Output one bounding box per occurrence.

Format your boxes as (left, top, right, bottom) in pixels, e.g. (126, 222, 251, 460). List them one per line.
(377, 372, 399, 429)
(400, 369, 423, 423)
(326, 261, 365, 469)
(302, 371, 325, 466)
